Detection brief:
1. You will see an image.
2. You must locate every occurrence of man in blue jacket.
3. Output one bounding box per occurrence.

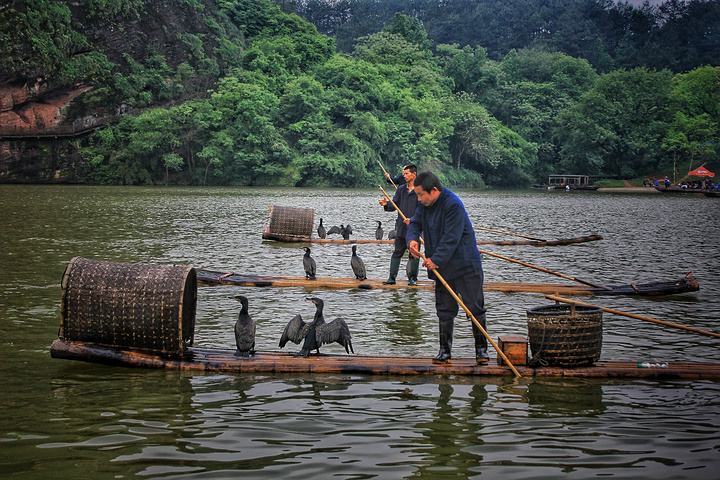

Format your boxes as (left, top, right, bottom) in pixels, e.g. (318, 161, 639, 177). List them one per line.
(407, 171, 489, 364)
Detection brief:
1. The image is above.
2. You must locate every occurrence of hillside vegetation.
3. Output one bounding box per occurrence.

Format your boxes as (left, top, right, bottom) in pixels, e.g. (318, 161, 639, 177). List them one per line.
(0, 0, 717, 186)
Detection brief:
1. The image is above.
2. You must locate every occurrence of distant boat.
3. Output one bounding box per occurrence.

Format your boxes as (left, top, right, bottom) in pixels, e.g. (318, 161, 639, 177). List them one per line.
(546, 174, 598, 191)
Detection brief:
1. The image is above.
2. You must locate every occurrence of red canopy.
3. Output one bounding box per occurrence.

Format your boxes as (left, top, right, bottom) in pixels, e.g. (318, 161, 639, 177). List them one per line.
(688, 166, 715, 177)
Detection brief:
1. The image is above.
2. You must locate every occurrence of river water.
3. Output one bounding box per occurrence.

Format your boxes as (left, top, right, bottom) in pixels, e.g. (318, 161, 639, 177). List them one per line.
(1, 185, 718, 479)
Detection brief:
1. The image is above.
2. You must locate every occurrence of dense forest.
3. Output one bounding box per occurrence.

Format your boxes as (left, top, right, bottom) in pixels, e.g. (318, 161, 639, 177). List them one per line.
(287, 0, 720, 73)
(0, 0, 717, 187)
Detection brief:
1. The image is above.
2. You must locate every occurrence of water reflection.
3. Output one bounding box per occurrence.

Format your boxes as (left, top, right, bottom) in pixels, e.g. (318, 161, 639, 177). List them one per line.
(527, 378, 605, 417)
(409, 382, 488, 479)
(382, 290, 425, 345)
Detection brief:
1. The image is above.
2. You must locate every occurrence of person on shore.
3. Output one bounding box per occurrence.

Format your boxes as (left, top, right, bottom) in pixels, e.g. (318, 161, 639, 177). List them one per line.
(406, 171, 489, 364)
(379, 164, 419, 285)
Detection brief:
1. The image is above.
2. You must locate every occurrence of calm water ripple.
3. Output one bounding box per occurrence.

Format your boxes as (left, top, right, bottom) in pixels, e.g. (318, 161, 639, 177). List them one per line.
(1, 185, 719, 479)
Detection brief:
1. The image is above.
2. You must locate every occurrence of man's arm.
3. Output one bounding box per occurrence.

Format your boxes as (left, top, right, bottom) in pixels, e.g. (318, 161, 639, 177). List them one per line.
(427, 202, 464, 269)
(385, 172, 405, 186)
(406, 205, 423, 244)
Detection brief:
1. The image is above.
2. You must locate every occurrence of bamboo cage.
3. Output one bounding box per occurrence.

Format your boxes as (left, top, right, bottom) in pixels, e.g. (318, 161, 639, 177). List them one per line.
(526, 304, 603, 367)
(261, 205, 315, 241)
(60, 257, 197, 357)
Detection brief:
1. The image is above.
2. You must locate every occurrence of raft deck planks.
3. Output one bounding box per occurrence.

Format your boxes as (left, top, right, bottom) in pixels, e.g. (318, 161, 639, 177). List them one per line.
(263, 234, 603, 247)
(50, 340, 720, 379)
(196, 270, 699, 296)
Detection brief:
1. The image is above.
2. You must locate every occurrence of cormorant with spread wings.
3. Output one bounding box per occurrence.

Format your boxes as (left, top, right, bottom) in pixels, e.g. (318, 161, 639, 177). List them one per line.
(278, 297, 354, 356)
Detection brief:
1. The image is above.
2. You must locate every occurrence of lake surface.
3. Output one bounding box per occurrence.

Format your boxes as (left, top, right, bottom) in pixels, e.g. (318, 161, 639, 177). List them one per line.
(1, 185, 719, 479)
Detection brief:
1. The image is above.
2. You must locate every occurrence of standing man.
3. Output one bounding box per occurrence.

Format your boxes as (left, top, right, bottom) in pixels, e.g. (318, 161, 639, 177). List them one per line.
(379, 164, 420, 286)
(407, 171, 488, 364)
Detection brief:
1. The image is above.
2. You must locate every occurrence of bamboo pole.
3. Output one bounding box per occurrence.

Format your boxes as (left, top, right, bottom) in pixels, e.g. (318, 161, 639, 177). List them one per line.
(379, 186, 522, 378)
(545, 294, 720, 340)
(378, 186, 609, 291)
(478, 249, 613, 291)
(376, 159, 397, 188)
(475, 225, 546, 242)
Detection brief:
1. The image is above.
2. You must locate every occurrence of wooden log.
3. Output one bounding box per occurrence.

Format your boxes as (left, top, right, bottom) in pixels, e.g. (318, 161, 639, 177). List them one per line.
(50, 340, 720, 380)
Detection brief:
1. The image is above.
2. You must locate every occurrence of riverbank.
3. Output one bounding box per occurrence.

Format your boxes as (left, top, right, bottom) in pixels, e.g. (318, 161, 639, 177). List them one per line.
(597, 186, 660, 193)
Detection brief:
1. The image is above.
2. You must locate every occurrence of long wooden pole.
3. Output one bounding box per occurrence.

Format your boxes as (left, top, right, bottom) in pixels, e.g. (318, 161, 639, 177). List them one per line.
(545, 294, 720, 340)
(478, 249, 612, 291)
(379, 186, 522, 378)
(378, 187, 609, 290)
(376, 159, 397, 188)
(475, 225, 546, 242)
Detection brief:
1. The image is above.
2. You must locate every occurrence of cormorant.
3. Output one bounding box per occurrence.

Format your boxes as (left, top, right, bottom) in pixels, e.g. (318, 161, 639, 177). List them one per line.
(375, 221, 383, 240)
(388, 229, 396, 240)
(350, 245, 367, 280)
(303, 247, 317, 280)
(233, 295, 255, 357)
(327, 225, 342, 236)
(341, 224, 353, 240)
(278, 297, 354, 356)
(317, 218, 327, 239)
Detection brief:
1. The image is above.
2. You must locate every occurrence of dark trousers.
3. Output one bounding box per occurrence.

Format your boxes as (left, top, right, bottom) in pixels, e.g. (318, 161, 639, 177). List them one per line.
(391, 236, 408, 259)
(435, 272, 487, 351)
(388, 236, 419, 281)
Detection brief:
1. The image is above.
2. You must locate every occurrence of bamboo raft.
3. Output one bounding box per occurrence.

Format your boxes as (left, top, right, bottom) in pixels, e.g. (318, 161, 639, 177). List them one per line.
(197, 269, 699, 296)
(50, 340, 720, 380)
(263, 233, 604, 247)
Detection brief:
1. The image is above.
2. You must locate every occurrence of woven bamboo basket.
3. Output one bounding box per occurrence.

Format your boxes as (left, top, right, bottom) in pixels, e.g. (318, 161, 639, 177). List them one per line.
(60, 257, 196, 357)
(261, 205, 315, 241)
(526, 304, 602, 367)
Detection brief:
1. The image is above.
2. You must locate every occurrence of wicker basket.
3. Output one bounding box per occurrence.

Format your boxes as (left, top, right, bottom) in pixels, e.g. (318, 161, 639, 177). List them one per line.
(526, 304, 602, 367)
(261, 205, 315, 241)
(60, 257, 196, 357)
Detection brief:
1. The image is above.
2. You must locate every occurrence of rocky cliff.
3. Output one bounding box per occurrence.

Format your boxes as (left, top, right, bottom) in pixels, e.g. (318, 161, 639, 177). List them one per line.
(0, 0, 246, 182)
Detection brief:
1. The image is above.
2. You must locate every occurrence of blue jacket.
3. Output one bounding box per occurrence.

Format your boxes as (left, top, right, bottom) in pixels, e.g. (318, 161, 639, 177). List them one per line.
(406, 188, 483, 281)
(383, 183, 418, 238)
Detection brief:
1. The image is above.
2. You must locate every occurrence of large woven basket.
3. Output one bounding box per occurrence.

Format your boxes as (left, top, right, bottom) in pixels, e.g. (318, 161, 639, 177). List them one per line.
(526, 304, 602, 367)
(60, 257, 196, 357)
(261, 205, 315, 241)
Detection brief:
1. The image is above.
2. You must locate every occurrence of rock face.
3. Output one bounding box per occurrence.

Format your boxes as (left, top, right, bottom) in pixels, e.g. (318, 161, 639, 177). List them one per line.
(0, 0, 231, 182)
(0, 80, 93, 133)
(0, 79, 96, 183)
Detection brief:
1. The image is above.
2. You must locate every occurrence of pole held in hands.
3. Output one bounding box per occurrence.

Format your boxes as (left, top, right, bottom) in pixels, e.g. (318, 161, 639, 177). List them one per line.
(376, 159, 397, 188)
(379, 185, 522, 378)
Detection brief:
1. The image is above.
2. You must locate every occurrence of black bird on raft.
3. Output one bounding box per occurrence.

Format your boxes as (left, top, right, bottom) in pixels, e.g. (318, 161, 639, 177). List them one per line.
(303, 247, 316, 280)
(341, 224, 353, 240)
(317, 218, 326, 239)
(388, 229, 396, 240)
(326, 224, 342, 236)
(350, 245, 367, 280)
(233, 295, 255, 357)
(279, 297, 354, 356)
(375, 221, 383, 240)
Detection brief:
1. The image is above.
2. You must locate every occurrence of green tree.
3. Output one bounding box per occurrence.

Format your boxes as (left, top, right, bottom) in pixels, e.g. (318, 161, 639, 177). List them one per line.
(556, 68, 673, 177)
